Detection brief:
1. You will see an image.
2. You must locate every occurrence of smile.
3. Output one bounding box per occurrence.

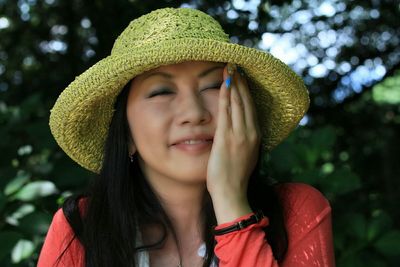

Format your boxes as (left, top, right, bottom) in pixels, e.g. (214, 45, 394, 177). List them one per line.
(172, 140, 213, 153)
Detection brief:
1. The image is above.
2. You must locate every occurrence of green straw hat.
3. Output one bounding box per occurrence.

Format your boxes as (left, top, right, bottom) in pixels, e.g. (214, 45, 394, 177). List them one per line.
(49, 7, 309, 174)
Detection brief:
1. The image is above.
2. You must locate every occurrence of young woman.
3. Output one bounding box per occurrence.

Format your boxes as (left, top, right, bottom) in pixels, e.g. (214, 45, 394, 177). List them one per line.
(38, 7, 335, 267)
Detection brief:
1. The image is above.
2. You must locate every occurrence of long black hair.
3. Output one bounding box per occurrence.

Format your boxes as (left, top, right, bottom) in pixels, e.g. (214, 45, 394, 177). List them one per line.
(55, 79, 288, 266)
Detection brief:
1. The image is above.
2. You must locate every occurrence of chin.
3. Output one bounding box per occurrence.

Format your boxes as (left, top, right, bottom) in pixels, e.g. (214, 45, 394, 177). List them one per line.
(176, 169, 208, 182)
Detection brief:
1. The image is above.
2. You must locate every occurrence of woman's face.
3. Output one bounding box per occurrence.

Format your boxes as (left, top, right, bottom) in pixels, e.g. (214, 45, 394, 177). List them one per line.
(126, 61, 224, 185)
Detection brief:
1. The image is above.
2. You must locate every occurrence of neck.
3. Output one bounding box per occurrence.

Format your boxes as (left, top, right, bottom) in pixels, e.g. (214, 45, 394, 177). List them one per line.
(152, 178, 206, 239)
(140, 172, 209, 267)
(139, 164, 207, 243)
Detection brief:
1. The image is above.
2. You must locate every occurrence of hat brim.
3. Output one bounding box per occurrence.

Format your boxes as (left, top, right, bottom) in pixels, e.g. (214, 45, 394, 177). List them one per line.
(49, 38, 309, 173)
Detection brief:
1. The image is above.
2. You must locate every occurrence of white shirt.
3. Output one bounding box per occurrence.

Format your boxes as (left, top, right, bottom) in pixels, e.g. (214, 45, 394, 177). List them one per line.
(135, 229, 218, 267)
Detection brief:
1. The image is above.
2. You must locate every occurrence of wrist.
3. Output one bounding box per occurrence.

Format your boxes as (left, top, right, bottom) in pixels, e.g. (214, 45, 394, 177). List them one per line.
(211, 194, 252, 224)
(213, 210, 266, 236)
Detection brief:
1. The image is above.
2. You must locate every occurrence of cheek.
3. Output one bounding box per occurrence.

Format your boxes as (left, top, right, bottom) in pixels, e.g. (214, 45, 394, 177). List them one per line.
(128, 104, 169, 146)
(203, 93, 220, 117)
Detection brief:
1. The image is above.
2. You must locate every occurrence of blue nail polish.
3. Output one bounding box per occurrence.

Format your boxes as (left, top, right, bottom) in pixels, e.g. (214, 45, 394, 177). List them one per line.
(225, 76, 231, 89)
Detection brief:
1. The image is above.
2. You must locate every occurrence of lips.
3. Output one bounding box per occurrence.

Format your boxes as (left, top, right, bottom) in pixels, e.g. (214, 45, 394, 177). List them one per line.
(171, 137, 213, 156)
(171, 134, 214, 146)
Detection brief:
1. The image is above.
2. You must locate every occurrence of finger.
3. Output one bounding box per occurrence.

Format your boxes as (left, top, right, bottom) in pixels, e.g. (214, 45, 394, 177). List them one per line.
(217, 65, 232, 132)
(230, 71, 247, 135)
(235, 69, 261, 135)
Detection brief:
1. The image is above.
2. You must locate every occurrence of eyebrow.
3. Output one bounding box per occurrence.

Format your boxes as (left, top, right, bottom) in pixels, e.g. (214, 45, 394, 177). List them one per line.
(141, 64, 225, 81)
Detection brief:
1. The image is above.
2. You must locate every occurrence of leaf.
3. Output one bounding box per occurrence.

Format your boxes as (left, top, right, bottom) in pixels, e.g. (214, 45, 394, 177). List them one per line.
(11, 239, 35, 263)
(3, 171, 30, 196)
(268, 142, 299, 173)
(372, 70, 400, 105)
(0, 231, 23, 261)
(374, 230, 400, 256)
(333, 229, 346, 251)
(0, 191, 5, 213)
(297, 144, 319, 169)
(367, 210, 393, 241)
(321, 168, 361, 195)
(11, 181, 58, 201)
(309, 126, 337, 152)
(292, 168, 321, 184)
(18, 211, 52, 235)
(335, 212, 367, 242)
(337, 255, 364, 267)
(347, 213, 367, 240)
(8, 204, 35, 222)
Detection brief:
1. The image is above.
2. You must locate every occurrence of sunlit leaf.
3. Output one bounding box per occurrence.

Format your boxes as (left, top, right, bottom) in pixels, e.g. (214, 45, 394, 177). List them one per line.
(4, 170, 30, 196)
(57, 190, 73, 206)
(321, 162, 335, 174)
(372, 70, 400, 105)
(7, 204, 35, 223)
(11, 239, 35, 263)
(11, 181, 58, 201)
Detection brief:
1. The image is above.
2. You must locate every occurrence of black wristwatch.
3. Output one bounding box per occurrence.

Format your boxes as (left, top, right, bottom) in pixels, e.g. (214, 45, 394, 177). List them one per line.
(213, 210, 266, 236)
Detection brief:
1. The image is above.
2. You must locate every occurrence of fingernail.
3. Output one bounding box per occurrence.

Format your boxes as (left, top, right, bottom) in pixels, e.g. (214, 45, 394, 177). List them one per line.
(227, 63, 237, 76)
(225, 76, 232, 89)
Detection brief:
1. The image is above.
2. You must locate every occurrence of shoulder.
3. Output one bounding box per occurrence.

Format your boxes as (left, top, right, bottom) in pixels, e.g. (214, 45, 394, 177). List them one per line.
(45, 196, 88, 249)
(273, 182, 332, 229)
(50, 196, 88, 226)
(274, 182, 330, 209)
(38, 198, 87, 266)
(49, 207, 71, 232)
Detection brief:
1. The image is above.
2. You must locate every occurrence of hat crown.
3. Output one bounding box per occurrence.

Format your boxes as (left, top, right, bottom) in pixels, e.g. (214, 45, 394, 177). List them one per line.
(111, 8, 229, 55)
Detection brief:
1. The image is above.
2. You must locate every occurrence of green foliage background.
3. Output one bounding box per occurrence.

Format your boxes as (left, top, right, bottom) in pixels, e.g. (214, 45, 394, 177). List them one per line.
(0, 0, 399, 266)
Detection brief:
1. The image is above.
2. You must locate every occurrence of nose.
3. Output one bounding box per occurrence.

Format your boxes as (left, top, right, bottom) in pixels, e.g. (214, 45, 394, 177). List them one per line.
(175, 90, 212, 125)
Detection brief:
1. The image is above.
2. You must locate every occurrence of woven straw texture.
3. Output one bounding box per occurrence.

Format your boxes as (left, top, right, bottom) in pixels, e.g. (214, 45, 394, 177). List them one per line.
(49, 7, 309, 173)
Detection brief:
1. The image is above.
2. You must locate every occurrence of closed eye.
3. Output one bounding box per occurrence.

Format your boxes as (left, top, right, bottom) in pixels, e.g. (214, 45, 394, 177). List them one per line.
(203, 82, 222, 91)
(148, 88, 172, 98)
(148, 82, 222, 98)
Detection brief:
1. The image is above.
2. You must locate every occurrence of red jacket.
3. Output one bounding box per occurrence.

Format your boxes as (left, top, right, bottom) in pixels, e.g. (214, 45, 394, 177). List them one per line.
(37, 182, 335, 266)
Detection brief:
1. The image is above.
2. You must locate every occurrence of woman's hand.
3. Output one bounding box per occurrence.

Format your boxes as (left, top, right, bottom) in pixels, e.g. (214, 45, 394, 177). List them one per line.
(206, 63, 262, 224)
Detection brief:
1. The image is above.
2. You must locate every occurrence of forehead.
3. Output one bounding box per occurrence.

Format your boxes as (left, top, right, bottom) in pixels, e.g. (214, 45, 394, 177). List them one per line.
(129, 61, 225, 91)
(141, 60, 224, 76)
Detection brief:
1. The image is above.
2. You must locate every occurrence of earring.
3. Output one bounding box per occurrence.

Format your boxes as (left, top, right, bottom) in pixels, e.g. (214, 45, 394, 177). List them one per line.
(129, 153, 135, 162)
